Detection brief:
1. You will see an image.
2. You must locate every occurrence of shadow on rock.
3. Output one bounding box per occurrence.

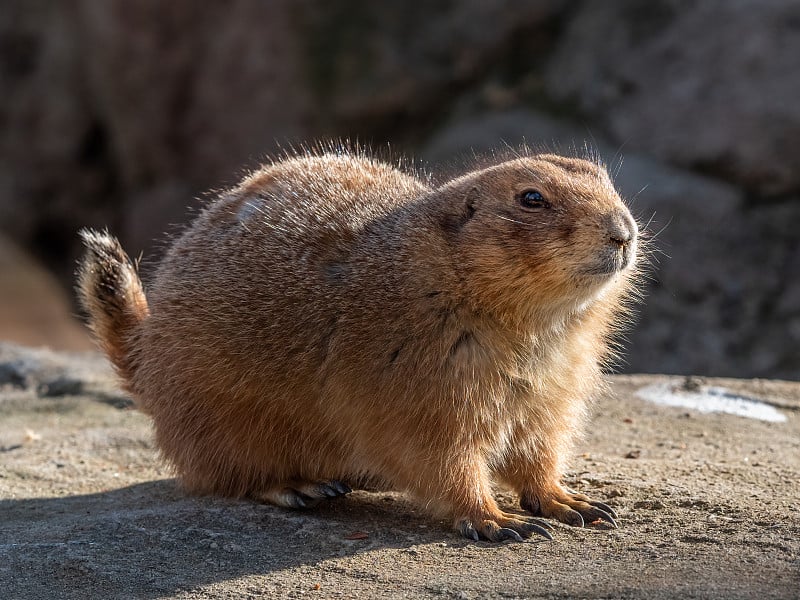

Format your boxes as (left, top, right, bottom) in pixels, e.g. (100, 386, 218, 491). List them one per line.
(1, 480, 452, 598)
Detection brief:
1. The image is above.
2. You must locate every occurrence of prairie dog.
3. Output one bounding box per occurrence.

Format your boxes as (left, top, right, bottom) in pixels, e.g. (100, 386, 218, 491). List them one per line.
(78, 147, 640, 542)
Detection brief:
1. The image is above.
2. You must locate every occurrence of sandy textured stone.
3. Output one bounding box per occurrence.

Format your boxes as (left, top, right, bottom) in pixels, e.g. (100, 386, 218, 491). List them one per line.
(1, 344, 799, 599)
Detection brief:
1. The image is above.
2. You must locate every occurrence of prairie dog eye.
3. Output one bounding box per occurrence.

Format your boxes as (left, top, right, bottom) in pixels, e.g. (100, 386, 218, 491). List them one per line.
(518, 190, 550, 210)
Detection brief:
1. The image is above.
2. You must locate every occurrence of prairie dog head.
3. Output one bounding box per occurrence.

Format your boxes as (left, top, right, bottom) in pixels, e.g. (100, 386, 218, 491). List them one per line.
(440, 154, 638, 323)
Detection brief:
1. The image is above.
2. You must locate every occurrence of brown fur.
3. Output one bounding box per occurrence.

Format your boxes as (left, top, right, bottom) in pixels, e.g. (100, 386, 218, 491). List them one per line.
(77, 147, 641, 542)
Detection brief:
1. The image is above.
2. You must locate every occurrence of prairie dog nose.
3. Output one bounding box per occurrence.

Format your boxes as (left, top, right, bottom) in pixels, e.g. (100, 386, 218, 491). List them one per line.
(606, 212, 636, 248)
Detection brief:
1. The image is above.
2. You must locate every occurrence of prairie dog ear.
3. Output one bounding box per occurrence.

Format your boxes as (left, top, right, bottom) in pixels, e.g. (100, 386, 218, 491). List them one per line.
(438, 184, 480, 236)
(463, 186, 478, 222)
(455, 185, 479, 228)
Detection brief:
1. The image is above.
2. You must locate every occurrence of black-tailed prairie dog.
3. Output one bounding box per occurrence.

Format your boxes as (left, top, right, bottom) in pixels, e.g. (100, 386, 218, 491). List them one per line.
(78, 146, 640, 542)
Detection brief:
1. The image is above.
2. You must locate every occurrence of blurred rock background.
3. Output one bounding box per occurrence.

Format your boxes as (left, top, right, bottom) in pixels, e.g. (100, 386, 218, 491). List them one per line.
(1, 0, 798, 378)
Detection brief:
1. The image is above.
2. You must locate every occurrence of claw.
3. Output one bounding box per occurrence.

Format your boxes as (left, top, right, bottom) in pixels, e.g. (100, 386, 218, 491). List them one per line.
(286, 491, 309, 509)
(589, 500, 618, 519)
(296, 479, 352, 500)
(584, 507, 617, 528)
(495, 528, 524, 542)
(318, 483, 340, 497)
(564, 509, 585, 528)
(459, 520, 480, 541)
(524, 517, 555, 531)
(332, 480, 353, 495)
(520, 522, 554, 541)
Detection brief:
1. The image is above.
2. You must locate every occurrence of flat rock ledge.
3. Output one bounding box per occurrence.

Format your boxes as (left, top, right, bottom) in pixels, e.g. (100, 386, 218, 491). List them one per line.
(1, 342, 798, 599)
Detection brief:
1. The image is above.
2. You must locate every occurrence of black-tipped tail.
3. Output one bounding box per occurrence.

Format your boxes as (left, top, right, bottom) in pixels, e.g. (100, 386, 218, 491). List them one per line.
(76, 229, 148, 386)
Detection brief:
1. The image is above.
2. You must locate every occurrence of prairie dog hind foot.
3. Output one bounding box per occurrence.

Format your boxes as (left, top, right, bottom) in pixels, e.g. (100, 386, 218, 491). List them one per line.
(254, 479, 353, 509)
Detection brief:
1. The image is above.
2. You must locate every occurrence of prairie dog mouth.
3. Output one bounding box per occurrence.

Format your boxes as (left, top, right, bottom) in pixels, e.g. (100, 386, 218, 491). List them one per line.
(584, 242, 636, 277)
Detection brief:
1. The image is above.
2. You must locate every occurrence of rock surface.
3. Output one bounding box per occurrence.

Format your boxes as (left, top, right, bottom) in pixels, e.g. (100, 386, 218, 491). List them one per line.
(0, 235, 92, 352)
(1, 343, 799, 599)
(545, 0, 800, 196)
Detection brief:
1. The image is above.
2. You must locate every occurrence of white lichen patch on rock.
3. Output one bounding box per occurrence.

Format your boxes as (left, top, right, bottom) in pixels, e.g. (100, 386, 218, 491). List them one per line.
(635, 382, 787, 423)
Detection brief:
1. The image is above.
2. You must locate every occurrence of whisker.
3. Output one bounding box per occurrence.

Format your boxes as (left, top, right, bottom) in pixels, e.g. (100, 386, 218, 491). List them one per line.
(609, 138, 632, 180)
(500, 139, 523, 161)
(612, 155, 625, 181)
(640, 210, 658, 234)
(492, 213, 540, 228)
(633, 183, 649, 199)
(648, 216, 673, 242)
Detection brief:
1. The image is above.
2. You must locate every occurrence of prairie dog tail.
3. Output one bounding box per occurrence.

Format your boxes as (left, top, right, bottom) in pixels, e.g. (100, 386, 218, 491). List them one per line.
(76, 229, 149, 385)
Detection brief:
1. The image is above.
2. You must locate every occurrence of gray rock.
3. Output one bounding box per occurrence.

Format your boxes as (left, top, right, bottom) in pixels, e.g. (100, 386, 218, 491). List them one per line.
(36, 375, 84, 398)
(0, 342, 115, 397)
(297, 0, 567, 121)
(0, 0, 107, 282)
(545, 0, 800, 195)
(0, 362, 26, 389)
(421, 108, 592, 166)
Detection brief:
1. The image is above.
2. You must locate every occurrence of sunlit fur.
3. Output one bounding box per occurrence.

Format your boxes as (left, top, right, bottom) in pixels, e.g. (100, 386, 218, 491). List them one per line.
(77, 145, 643, 539)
